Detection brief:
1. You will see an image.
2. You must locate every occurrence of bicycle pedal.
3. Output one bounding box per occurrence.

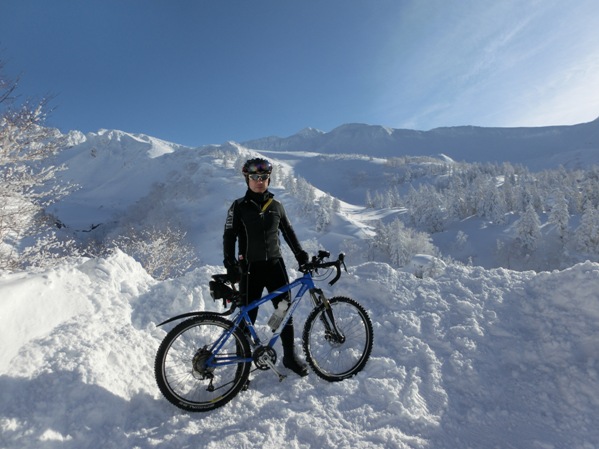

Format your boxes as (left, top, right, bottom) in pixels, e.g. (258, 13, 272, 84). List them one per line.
(263, 359, 287, 381)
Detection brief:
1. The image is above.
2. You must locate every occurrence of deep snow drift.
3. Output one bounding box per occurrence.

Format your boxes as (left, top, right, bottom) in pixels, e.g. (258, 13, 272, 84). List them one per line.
(1, 250, 599, 448)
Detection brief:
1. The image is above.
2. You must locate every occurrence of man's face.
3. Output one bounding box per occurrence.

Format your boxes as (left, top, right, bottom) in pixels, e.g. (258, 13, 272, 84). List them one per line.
(248, 174, 269, 193)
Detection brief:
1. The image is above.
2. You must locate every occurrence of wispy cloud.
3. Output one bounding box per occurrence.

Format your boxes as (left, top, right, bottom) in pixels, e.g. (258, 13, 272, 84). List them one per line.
(375, 0, 599, 130)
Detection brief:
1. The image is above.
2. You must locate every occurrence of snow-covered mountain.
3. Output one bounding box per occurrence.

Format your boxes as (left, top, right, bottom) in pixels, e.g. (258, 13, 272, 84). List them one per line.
(49, 119, 599, 270)
(244, 118, 599, 169)
(2, 121, 599, 448)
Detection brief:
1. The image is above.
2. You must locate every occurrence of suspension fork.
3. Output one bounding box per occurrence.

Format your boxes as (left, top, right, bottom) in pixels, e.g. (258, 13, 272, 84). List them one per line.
(309, 289, 346, 343)
(309, 288, 325, 307)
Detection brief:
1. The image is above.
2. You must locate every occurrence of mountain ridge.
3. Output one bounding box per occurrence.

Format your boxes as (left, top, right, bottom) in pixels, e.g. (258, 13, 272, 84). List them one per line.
(242, 118, 599, 169)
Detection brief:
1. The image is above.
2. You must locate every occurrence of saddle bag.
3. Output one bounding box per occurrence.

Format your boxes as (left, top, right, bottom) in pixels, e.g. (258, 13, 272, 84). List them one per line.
(209, 278, 236, 302)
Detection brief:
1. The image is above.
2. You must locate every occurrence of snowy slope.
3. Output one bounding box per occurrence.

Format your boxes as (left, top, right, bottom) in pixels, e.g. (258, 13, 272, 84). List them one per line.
(50, 133, 387, 265)
(1, 251, 598, 448)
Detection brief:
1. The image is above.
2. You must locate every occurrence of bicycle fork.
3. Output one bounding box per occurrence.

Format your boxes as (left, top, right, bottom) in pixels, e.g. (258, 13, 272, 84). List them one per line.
(310, 289, 346, 344)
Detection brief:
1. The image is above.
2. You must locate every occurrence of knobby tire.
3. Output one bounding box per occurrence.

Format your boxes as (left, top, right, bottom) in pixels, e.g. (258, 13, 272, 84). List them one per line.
(154, 314, 251, 412)
(302, 296, 373, 381)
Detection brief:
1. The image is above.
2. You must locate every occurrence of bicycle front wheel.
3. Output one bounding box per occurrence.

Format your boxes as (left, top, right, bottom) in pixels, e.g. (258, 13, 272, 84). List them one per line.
(154, 314, 251, 412)
(303, 296, 373, 382)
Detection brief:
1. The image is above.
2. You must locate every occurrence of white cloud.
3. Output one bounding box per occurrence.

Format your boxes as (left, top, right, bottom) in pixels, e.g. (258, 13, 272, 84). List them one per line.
(375, 0, 599, 130)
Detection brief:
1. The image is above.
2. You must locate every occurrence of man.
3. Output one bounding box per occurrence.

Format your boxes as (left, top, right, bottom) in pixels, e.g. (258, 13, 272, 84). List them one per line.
(223, 157, 309, 376)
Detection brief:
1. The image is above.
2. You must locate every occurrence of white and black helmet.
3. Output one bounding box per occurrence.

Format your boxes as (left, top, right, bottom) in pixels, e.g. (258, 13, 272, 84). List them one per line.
(242, 158, 272, 176)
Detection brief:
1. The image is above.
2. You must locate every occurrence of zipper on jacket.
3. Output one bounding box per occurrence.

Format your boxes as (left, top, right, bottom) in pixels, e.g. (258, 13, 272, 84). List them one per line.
(250, 199, 269, 261)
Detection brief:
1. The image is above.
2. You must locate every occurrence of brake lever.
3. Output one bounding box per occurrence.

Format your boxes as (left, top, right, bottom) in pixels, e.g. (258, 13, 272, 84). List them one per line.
(339, 253, 347, 272)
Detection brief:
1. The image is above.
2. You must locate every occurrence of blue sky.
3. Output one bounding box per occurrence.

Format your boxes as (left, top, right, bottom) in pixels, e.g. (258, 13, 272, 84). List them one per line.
(1, 0, 599, 147)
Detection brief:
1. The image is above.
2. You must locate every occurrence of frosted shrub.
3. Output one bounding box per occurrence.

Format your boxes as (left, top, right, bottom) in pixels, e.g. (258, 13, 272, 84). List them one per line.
(114, 225, 198, 280)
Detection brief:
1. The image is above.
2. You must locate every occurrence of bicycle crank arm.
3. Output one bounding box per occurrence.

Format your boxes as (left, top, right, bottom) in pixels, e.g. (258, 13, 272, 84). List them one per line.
(263, 358, 287, 382)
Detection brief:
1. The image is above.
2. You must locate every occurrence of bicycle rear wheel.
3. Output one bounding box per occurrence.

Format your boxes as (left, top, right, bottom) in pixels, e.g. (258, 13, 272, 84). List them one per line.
(154, 313, 251, 412)
(303, 296, 373, 382)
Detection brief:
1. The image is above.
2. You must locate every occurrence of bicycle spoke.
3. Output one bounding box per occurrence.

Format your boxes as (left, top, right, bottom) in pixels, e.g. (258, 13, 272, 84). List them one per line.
(155, 315, 251, 412)
(303, 297, 373, 381)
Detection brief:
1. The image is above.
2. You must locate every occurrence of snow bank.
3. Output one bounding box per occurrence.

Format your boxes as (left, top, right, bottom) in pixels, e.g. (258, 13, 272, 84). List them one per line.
(1, 254, 599, 448)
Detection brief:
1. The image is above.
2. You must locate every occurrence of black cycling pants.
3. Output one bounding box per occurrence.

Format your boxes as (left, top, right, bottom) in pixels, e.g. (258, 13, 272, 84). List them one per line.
(240, 258, 295, 348)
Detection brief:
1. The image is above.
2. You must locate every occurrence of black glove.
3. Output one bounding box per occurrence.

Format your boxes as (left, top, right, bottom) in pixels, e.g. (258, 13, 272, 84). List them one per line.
(296, 250, 309, 267)
(226, 263, 242, 284)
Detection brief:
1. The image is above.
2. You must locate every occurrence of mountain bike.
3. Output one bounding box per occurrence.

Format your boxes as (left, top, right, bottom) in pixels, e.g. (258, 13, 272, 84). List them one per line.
(154, 251, 374, 412)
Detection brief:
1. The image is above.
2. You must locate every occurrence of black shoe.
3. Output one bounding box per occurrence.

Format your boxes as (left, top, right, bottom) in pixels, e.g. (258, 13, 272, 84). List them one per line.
(283, 354, 309, 377)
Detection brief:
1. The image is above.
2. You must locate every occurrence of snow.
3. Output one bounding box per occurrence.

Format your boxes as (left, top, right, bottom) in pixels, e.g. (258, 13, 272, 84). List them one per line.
(2, 251, 598, 448)
(2, 122, 599, 448)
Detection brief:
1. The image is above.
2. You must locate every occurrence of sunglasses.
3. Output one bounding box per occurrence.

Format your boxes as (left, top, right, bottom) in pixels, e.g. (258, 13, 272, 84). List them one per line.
(248, 174, 270, 181)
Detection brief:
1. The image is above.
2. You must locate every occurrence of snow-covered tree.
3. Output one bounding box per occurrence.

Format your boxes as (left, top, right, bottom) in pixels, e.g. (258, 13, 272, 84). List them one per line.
(296, 177, 316, 214)
(474, 177, 506, 224)
(488, 186, 508, 224)
(387, 219, 413, 267)
(391, 185, 402, 208)
(580, 177, 599, 210)
(365, 190, 374, 209)
(332, 197, 341, 213)
(315, 195, 333, 232)
(1, 64, 71, 269)
(453, 230, 468, 251)
(548, 190, 569, 242)
(575, 202, 599, 254)
(370, 217, 437, 267)
(410, 184, 445, 232)
(501, 172, 518, 213)
(445, 174, 468, 220)
(515, 204, 541, 254)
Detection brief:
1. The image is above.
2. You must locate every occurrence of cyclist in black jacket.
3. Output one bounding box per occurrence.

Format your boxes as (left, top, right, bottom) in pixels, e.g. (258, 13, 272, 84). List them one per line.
(223, 158, 310, 377)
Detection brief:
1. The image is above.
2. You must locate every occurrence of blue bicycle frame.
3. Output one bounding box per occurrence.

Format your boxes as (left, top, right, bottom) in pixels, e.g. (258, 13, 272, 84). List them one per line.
(206, 271, 318, 369)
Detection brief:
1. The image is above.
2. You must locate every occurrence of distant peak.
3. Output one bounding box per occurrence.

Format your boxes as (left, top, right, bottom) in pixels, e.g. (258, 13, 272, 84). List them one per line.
(295, 127, 325, 137)
(330, 123, 393, 133)
(95, 129, 134, 141)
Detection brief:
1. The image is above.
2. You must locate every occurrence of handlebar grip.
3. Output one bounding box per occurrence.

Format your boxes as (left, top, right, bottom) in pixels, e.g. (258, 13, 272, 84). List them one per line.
(301, 252, 346, 285)
(328, 259, 342, 286)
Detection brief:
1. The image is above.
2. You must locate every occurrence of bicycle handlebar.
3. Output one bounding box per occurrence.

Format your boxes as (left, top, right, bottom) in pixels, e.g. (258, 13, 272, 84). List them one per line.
(299, 251, 347, 286)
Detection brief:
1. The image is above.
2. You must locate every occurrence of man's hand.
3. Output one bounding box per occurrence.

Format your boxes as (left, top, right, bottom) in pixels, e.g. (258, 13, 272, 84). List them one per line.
(296, 250, 309, 267)
(226, 264, 242, 284)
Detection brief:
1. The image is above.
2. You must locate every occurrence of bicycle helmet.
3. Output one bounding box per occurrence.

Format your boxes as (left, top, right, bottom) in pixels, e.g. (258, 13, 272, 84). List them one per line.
(242, 158, 272, 176)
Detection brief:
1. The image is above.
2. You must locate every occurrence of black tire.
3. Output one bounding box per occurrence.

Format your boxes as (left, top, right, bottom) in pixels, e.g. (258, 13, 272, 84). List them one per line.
(302, 296, 373, 382)
(154, 314, 251, 412)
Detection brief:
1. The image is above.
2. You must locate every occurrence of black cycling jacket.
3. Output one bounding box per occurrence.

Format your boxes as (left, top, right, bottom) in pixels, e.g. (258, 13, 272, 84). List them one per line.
(223, 190, 304, 268)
